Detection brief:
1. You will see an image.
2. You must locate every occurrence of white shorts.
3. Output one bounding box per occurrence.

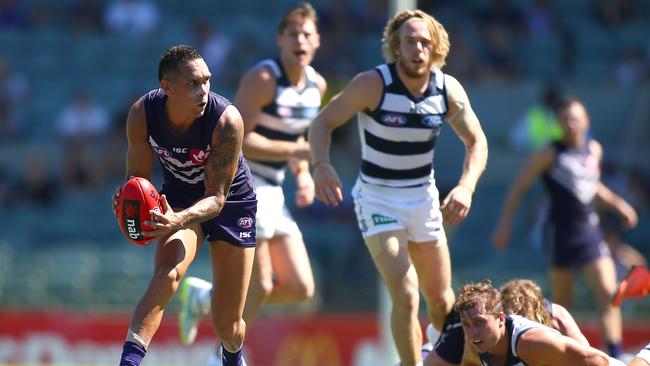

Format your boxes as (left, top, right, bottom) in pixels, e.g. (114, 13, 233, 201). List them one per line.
(253, 175, 301, 240)
(351, 178, 446, 243)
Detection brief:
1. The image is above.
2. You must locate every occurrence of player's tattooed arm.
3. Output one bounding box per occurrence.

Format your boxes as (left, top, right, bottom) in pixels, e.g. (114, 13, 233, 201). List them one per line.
(176, 106, 243, 227)
(204, 106, 243, 201)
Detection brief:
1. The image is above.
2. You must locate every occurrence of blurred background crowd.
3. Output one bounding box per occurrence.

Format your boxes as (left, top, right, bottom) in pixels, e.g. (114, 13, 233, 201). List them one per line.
(0, 0, 649, 322)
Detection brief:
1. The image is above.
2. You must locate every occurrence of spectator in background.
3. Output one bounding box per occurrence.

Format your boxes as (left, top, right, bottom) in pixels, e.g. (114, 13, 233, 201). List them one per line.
(510, 82, 563, 153)
(68, 0, 104, 34)
(10, 153, 59, 208)
(614, 48, 647, 87)
(0, 57, 29, 140)
(475, 0, 523, 80)
(0, 57, 28, 105)
(592, 0, 638, 27)
(0, 99, 24, 141)
(0, 0, 29, 28)
(192, 20, 232, 86)
(56, 89, 110, 189)
(104, 0, 159, 35)
(524, 0, 559, 38)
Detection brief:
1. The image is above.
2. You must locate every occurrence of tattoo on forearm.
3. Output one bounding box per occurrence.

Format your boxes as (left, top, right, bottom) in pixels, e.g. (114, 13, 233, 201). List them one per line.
(204, 121, 242, 196)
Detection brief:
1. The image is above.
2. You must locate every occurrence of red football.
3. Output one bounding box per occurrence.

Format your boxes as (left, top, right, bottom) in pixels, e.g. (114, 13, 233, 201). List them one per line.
(116, 177, 163, 245)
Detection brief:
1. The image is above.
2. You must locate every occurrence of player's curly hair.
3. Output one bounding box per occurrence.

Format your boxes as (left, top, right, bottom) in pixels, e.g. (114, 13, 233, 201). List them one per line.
(277, 2, 318, 34)
(158, 45, 202, 81)
(381, 10, 450, 69)
(454, 279, 503, 316)
(500, 279, 553, 326)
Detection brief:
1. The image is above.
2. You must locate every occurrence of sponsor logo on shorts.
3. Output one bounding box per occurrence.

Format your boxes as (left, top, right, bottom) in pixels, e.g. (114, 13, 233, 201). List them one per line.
(381, 113, 407, 126)
(239, 231, 252, 238)
(371, 214, 397, 225)
(237, 217, 253, 229)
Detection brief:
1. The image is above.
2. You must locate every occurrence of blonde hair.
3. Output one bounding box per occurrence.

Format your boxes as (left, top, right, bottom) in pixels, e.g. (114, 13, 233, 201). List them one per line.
(381, 10, 450, 69)
(500, 279, 553, 326)
(454, 280, 503, 316)
(277, 2, 318, 34)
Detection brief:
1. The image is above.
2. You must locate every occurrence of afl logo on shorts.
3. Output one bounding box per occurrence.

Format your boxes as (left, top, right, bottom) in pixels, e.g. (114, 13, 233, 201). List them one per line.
(381, 113, 407, 126)
(237, 217, 253, 229)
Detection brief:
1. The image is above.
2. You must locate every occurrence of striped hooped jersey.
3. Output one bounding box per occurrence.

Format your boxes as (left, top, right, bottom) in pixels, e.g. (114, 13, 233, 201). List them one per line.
(478, 315, 560, 366)
(358, 63, 448, 188)
(247, 59, 322, 185)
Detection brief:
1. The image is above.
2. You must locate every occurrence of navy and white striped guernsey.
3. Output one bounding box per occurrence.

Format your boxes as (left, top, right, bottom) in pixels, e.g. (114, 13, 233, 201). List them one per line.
(478, 315, 560, 366)
(358, 63, 448, 188)
(246, 59, 322, 186)
(143, 88, 254, 200)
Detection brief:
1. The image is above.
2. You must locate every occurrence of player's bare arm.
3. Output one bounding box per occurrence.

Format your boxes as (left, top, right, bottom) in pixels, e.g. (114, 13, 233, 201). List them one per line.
(113, 96, 154, 216)
(236, 66, 310, 162)
(516, 328, 609, 366)
(589, 139, 638, 228)
(148, 106, 243, 235)
(290, 72, 326, 207)
(308, 70, 381, 206)
(441, 75, 488, 225)
(550, 303, 590, 346)
(125, 96, 154, 181)
(492, 146, 555, 250)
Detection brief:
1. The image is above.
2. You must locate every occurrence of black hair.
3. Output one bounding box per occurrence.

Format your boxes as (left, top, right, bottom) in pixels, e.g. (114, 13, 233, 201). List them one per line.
(158, 45, 202, 81)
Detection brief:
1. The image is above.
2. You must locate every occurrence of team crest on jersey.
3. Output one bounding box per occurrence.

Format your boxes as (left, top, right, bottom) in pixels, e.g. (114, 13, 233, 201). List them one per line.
(190, 146, 211, 164)
(421, 115, 443, 129)
(381, 113, 407, 126)
(152, 146, 171, 158)
(237, 216, 253, 229)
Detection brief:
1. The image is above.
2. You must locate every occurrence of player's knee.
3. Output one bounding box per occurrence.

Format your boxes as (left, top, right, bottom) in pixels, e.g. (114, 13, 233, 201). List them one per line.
(213, 318, 246, 346)
(427, 288, 455, 314)
(392, 284, 420, 314)
(153, 265, 183, 292)
(289, 277, 315, 301)
(251, 276, 274, 299)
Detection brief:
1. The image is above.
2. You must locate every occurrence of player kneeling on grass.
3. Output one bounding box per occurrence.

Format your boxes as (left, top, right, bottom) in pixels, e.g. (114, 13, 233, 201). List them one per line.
(455, 280, 624, 366)
(423, 278, 589, 366)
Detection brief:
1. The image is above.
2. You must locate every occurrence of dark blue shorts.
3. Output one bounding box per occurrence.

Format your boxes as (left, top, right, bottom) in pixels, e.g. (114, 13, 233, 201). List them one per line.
(434, 309, 464, 364)
(544, 223, 609, 268)
(161, 189, 257, 247)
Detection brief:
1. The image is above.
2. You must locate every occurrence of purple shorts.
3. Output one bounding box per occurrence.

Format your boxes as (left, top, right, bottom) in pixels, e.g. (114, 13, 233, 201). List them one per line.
(162, 190, 257, 247)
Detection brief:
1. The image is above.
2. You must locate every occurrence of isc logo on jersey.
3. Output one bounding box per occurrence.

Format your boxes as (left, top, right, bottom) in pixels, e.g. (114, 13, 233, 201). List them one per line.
(381, 113, 407, 126)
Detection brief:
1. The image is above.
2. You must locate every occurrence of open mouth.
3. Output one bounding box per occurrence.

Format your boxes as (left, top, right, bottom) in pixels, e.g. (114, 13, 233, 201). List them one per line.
(294, 50, 308, 57)
(196, 101, 207, 109)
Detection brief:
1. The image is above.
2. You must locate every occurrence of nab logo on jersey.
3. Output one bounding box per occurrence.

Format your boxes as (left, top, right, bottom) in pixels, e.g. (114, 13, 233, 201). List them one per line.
(190, 146, 211, 164)
(381, 113, 407, 126)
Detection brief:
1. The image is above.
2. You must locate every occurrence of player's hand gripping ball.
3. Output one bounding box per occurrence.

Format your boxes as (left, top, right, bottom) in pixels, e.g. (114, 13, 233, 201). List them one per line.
(115, 177, 163, 245)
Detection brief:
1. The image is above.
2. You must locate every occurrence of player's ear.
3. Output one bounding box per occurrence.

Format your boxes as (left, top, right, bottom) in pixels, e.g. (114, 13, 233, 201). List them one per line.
(160, 79, 172, 95)
(497, 312, 505, 326)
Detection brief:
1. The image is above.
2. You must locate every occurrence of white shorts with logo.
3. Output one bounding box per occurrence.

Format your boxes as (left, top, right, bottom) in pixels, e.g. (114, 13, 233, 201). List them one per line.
(351, 178, 446, 243)
(253, 174, 301, 240)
